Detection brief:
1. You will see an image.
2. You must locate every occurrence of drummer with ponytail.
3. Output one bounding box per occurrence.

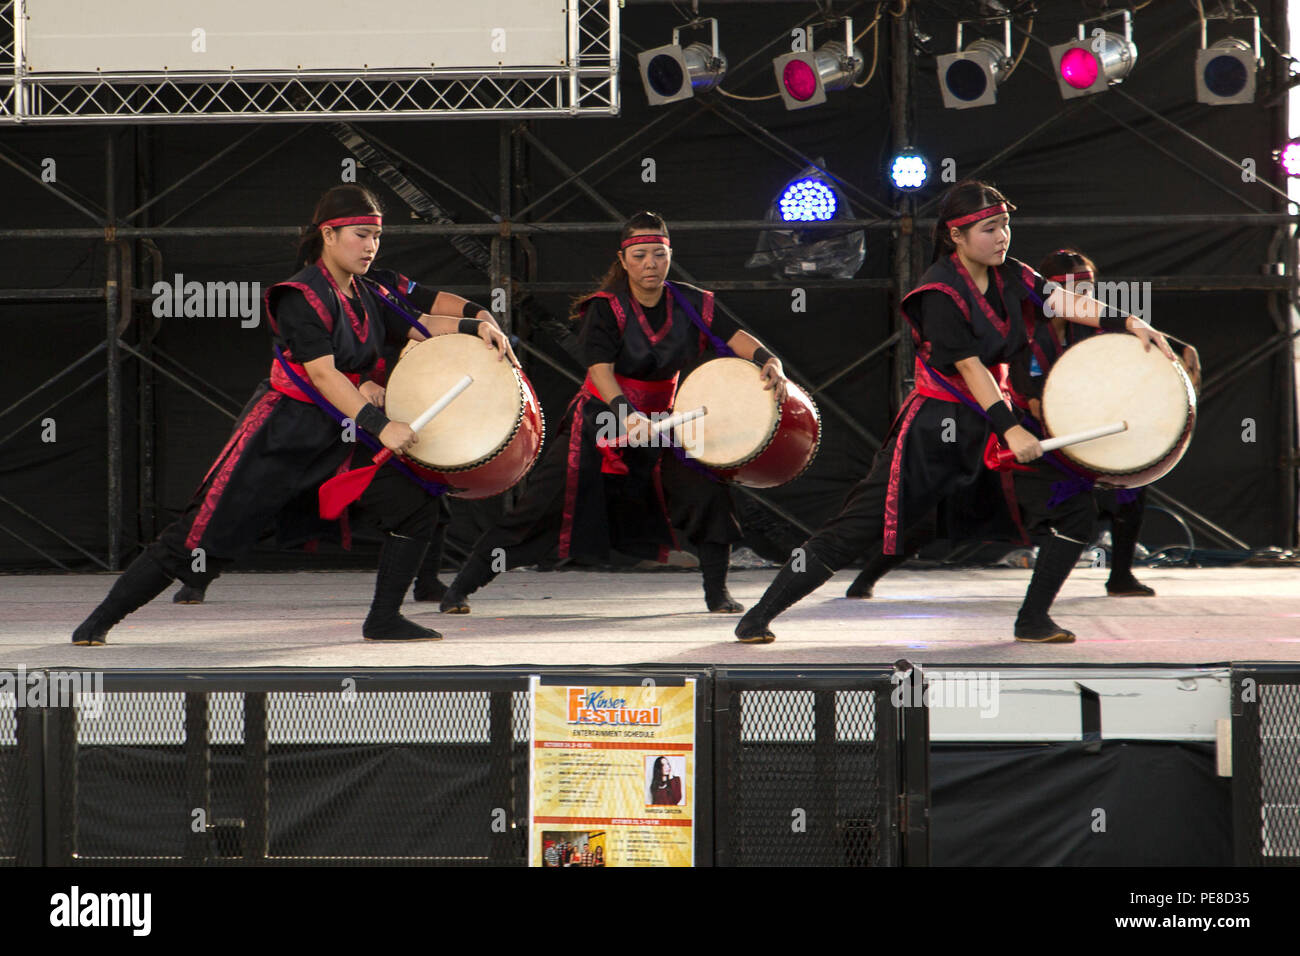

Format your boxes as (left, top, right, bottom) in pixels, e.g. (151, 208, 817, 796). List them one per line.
(440, 210, 791, 616)
(72, 184, 515, 646)
(736, 179, 1175, 645)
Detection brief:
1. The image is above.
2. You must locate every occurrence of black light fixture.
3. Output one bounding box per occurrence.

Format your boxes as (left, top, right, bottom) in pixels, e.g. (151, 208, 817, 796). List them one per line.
(1049, 9, 1138, 100)
(638, 18, 728, 106)
(772, 18, 864, 111)
(1195, 12, 1261, 105)
(937, 17, 1012, 110)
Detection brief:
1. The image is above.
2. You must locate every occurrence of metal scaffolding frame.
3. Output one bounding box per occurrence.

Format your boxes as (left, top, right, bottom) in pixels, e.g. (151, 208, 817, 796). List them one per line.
(0, 1, 620, 123)
(0, 1, 1296, 570)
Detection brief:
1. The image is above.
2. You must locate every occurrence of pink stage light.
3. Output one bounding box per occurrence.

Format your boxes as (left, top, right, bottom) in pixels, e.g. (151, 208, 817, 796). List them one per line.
(1059, 47, 1099, 90)
(1282, 141, 1300, 178)
(782, 60, 818, 101)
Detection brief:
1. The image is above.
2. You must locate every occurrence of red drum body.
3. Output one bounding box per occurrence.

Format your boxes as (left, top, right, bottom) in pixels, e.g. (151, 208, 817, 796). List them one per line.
(672, 357, 820, 488)
(384, 335, 544, 499)
(1041, 334, 1196, 489)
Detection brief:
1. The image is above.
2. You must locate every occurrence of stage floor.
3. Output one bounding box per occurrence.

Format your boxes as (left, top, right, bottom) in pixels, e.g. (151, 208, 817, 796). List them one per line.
(2, 566, 1298, 668)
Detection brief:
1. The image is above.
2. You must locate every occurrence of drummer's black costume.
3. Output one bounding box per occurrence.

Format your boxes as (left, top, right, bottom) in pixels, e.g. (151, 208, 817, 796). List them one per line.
(736, 240, 1110, 643)
(72, 254, 453, 645)
(440, 279, 744, 612)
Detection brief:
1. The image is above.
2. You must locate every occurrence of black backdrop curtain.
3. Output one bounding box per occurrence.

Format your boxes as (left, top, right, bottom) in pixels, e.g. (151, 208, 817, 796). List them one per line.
(0, 0, 1291, 570)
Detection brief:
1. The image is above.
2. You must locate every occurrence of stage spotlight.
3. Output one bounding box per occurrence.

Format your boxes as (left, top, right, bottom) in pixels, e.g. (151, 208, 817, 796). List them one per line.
(889, 149, 929, 191)
(772, 18, 864, 111)
(747, 166, 865, 279)
(1278, 140, 1300, 178)
(1195, 14, 1261, 106)
(1049, 9, 1137, 100)
(779, 178, 838, 222)
(937, 19, 1012, 110)
(638, 19, 727, 106)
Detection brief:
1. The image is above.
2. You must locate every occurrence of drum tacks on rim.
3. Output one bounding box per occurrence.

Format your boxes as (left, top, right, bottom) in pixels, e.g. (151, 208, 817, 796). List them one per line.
(384, 335, 544, 499)
(671, 357, 820, 488)
(1040, 334, 1196, 489)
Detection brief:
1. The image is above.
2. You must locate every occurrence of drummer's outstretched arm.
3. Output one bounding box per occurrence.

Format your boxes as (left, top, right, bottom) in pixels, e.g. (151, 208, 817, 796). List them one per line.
(1046, 288, 1174, 358)
(302, 355, 415, 453)
(425, 292, 501, 329)
(725, 331, 788, 402)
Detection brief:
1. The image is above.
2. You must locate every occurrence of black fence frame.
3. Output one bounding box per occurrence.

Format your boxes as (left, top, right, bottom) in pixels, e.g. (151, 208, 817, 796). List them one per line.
(9, 662, 1298, 866)
(1, 666, 918, 867)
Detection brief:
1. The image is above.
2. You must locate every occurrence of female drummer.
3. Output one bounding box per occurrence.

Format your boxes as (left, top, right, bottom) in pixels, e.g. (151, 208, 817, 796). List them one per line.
(438, 211, 790, 615)
(72, 184, 515, 645)
(1016, 248, 1201, 598)
(841, 247, 1155, 601)
(734, 180, 1175, 645)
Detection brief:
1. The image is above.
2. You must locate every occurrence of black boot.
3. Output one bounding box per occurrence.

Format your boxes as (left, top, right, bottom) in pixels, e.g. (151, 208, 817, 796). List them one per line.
(1014, 534, 1086, 644)
(734, 552, 835, 644)
(845, 550, 909, 599)
(699, 542, 743, 613)
(411, 523, 448, 602)
(847, 523, 932, 598)
(72, 553, 174, 645)
(1106, 502, 1154, 597)
(363, 534, 442, 641)
(173, 581, 209, 604)
(439, 550, 500, 614)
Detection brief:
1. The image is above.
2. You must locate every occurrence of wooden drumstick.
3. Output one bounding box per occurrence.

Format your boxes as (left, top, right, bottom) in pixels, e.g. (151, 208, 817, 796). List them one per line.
(318, 375, 473, 519)
(603, 406, 708, 449)
(995, 421, 1127, 467)
(405, 374, 474, 436)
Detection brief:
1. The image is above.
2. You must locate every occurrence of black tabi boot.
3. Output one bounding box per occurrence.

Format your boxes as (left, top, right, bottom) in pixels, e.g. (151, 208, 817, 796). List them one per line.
(439, 550, 499, 614)
(1106, 505, 1155, 597)
(173, 581, 209, 604)
(699, 542, 743, 613)
(411, 523, 449, 602)
(734, 552, 835, 644)
(362, 534, 442, 641)
(845, 550, 910, 599)
(1014, 534, 1086, 644)
(72, 553, 174, 645)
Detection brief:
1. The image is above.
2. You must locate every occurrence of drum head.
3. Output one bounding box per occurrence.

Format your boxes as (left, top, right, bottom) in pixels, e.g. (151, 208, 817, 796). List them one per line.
(385, 335, 522, 470)
(1042, 334, 1193, 474)
(673, 358, 779, 469)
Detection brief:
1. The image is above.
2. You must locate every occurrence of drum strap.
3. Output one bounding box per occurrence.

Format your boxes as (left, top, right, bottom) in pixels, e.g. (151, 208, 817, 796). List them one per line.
(664, 281, 735, 357)
(357, 275, 433, 338)
(271, 346, 448, 498)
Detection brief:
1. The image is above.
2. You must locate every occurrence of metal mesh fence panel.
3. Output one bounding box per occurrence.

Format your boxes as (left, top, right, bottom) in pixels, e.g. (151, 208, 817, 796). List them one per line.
(1233, 668, 1300, 866)
(714, 676, 899, 867)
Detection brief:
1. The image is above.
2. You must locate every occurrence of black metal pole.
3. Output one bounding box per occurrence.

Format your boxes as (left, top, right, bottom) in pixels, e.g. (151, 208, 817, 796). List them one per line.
(105, 137, 122, 571)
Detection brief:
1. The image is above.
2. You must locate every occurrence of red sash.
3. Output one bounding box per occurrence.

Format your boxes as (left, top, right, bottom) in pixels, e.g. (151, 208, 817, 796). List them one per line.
(583, 373, 679, 475)
(270, 359, 361, 403)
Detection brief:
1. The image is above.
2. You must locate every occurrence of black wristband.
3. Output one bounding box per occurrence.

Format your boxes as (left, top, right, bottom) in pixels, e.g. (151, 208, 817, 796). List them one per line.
(1099, 314, 1129, 333)
(462, 301, 489, 319)
(608, 393, 635, 422)
(354, 402, 390, 437)
(985, 400, 1020, 438)
(458, 318, 484, 336)
(752, 347, 774, 368)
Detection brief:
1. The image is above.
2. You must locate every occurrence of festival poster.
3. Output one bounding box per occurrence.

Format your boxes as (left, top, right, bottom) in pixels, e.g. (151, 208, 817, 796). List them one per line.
(529, 677, 696, 868)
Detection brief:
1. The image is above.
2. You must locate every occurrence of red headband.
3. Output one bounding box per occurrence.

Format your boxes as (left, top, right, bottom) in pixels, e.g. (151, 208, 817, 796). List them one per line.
(319, 215, 382, 230)
(946, 203, 1008, 229)
(1048, 272, 1095, 283)
(620, 234, 670, 249)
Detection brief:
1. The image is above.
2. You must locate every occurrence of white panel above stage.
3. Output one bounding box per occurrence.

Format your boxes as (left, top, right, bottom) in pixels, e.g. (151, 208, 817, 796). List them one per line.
(23, 0, 568, 73)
